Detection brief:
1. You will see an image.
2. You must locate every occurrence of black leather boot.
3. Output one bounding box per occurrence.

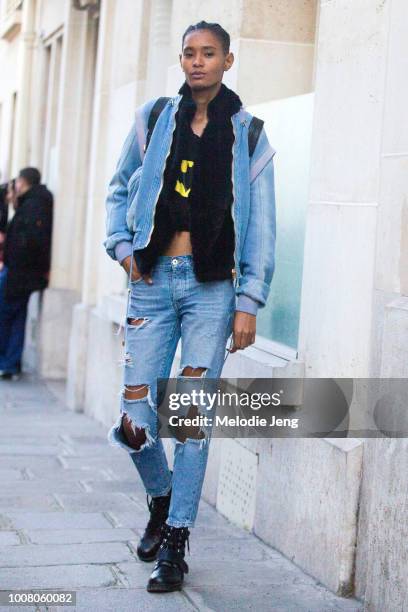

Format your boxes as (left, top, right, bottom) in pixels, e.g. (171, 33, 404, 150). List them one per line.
(146, 524, 190, 592)
(136, 489, 172, 562)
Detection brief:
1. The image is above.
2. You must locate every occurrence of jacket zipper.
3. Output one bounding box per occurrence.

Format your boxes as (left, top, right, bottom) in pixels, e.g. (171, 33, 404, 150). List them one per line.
(231, 115, 239, 290)
(142, 98, 178, 248)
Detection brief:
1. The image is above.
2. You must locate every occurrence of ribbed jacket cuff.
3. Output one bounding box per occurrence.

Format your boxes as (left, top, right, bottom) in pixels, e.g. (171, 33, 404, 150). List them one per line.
(114, 241, 133, 264)
(235, 294, 260, 316)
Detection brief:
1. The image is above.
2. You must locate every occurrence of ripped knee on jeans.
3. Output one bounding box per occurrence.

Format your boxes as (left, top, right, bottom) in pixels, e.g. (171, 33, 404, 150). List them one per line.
(121, 384, 150, 450)
(127, 317, 149, 329)
(180, 365, 207, 378)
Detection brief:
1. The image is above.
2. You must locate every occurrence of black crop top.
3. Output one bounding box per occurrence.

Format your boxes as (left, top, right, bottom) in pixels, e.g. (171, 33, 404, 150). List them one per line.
(167, 124, 201, 231)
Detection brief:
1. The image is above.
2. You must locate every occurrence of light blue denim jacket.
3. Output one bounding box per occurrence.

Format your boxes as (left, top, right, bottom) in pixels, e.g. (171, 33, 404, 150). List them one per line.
(103, 92, 276, 316)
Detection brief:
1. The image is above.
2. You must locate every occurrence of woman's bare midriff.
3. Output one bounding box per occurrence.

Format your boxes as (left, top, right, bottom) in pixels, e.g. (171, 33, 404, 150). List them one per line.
(161, 118, 206, 257)
(162, 230, 192, 256)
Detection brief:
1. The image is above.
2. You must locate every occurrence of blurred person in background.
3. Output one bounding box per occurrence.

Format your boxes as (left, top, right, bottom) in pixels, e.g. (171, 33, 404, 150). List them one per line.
(0, 183, 7, 232)
(0, 179, 17, 303)
(7, 179, 18, 211)
(0, 168, 53, 380)
(0, 179, 19, 266)
(0, 180, 11, 267)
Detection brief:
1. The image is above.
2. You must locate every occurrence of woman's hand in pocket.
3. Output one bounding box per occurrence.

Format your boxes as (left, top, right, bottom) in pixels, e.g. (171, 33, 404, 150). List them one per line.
(121, 255, 153, 284)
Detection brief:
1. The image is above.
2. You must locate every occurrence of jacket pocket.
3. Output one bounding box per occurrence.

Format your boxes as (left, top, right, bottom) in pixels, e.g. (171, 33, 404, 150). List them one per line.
(126, 166, 143, 232)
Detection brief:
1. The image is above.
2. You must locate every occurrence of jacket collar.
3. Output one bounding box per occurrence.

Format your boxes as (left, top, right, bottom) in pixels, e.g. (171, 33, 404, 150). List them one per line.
(177, 80, 242, 121)
(17, 184, 52, 206)
(174, 81, 246, 124)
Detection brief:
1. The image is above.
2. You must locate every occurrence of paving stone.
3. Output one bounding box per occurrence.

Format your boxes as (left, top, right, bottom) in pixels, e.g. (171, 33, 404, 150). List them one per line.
(59, 456, 136, 475)
(2, 402, 59, 413)
(0, 444, 63, 456)
(80, 479, 144, 495)
(1, 387, 57, 400)
(0, 603, 37, 612)
(0, 468, 25, 481)
(0, 427, 59, 437)
(184, 585, 363, 612)
(0, 564, 117, 589)
(0, 511, 112, 530)
(0, 456, 62, 471)
(190, 519, 252, 541)
(0, 531, 21, 545)
(102, 465, 142, 477)
(42, 379, 69, 403)
(110, 560, 153, 589)
(117, 558, 290, 589)
(61, 434, 113, 445)
(47, 588, 195, 612)
(0, 434, 65, 444)
(61, 445, 126, 459)
(183, 536, 276, 562)
(0, 543, 136, 567)
(55, 492, 139, 513)
(60, 436, 110, 451)
(25, 528, 137, 545)
(0, 411, 97, 425)
(0, 495, 61, 511)
(105, 510, 162, 530)
(26, 468, 111, 481)
(0, 480, 83, 495)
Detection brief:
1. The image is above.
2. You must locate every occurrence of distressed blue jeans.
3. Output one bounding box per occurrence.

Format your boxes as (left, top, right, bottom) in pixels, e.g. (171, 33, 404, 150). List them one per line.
(107, 255, 235, 527)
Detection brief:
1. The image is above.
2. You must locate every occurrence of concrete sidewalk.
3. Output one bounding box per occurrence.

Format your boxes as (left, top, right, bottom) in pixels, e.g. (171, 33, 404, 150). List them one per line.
(0, 373, 363, 612)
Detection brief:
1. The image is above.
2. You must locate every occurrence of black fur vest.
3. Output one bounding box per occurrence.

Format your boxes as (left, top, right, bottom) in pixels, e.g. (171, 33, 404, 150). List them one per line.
(135, 80, 243, 281)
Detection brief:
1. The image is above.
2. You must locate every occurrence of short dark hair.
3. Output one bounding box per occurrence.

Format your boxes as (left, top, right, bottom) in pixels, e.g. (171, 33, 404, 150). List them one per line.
(182, 21, 230, 55)
(19, 167, 41, 186)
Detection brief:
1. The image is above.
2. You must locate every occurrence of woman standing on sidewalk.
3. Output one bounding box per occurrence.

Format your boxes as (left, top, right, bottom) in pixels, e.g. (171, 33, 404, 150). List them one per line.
(104, 20, 276, 593)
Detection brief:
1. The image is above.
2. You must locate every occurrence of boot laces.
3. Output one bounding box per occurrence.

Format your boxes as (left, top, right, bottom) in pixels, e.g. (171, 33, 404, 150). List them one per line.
(160, 524, 190, 555)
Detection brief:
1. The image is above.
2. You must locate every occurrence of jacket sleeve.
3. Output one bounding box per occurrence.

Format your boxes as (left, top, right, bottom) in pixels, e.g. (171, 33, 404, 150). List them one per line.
(235, 128, 276, 315)
(103, 101, 152, 261)
(0, 191, 8, 233)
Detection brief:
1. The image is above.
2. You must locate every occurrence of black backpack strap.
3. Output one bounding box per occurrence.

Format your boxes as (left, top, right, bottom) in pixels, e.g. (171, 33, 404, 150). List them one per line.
(248, 116, 264, 158)
(144, 97, 171, 153)
(145, 100, 263, 158)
